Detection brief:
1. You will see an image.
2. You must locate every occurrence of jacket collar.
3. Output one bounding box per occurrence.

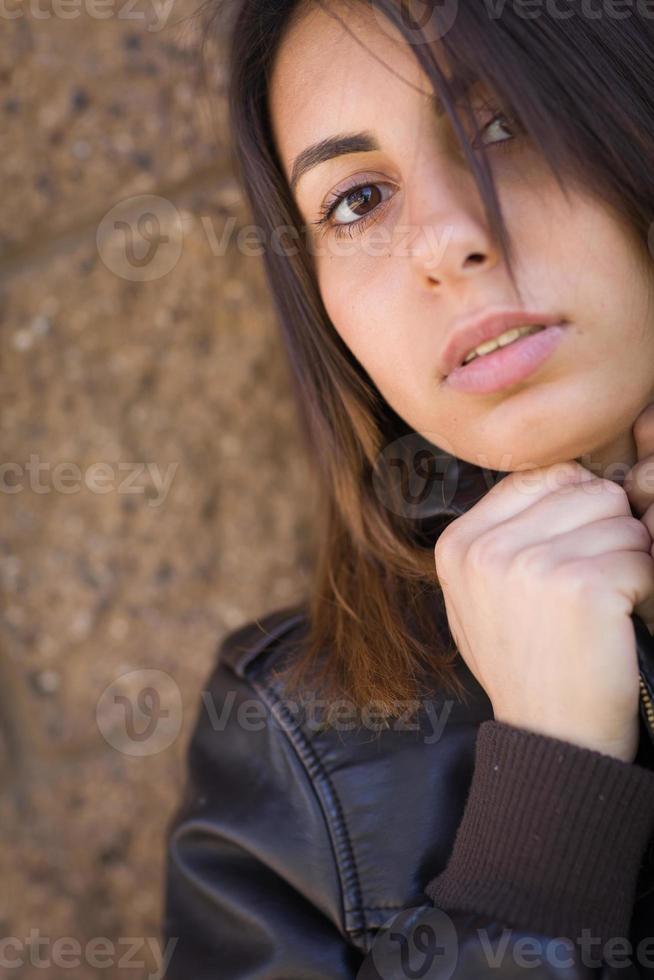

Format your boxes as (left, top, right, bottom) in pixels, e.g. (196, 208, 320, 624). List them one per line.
(409, 451, 510, 544)
(444, 455, 510, 517)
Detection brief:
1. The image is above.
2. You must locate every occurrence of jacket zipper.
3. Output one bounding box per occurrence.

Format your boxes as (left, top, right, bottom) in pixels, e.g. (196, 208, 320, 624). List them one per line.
(639, 675, 654, 739)
(636, 668, 654, 899)
(634, 613, 654, 746)
(629, 616, 654, 900)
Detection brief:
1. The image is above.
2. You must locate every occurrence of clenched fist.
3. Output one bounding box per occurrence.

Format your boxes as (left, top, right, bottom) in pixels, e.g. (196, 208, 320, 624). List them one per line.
(434, 460, 654, 763)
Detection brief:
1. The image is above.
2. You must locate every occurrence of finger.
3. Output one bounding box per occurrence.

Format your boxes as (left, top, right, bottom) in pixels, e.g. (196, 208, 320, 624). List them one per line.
(624, 402, 654, 514)
(633, 588, 654, 633)
(563, 550, 654, 618)
(641, 504, 654, 539)
(443, 460, 602, 545)
(446, 462, 629, 554)
(514, 516, 652, 573)
(623, 457, 654, 516)
(631, 401, 654, 459)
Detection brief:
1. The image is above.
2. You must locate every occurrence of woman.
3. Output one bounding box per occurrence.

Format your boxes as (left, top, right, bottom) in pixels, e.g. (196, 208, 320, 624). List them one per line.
(162, 1, 654, 976)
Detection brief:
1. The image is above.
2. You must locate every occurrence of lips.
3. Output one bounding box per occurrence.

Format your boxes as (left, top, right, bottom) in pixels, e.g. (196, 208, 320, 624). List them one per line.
(440, 308, 566, 378)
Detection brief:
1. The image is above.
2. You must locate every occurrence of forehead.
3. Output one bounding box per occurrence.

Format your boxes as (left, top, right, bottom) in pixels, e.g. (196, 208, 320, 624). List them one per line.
(268, 3, 436, 180)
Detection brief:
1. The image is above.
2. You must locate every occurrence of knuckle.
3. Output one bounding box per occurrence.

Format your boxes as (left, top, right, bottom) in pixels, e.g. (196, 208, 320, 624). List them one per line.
(556, 473, 630, 512)
(626, 515, 651, 548)
(551, 475, 597, 502)
(549, 460, 591, 489)
(550, 559, 596, 601)
(511, 541, 551, 581)
(605, 480, 631, 512)
(555, 459, 586, 480)
(466, 528, 510, 572)
(434, 523, 460, 568)
(632, 407, 654, 443)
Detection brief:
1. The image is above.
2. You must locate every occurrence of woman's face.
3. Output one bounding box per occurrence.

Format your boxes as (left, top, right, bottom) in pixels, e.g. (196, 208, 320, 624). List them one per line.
(269, 2, 654, 477)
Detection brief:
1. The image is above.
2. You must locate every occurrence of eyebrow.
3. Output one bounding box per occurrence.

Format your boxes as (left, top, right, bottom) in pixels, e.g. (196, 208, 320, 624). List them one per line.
(289, 133, 379, 193)
(288, 91, 454, 194)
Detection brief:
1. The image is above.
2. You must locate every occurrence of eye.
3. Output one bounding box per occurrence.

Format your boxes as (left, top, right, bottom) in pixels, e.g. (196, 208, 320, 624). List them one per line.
(312, 181, 395, 239)
(471, 110, 521, 151)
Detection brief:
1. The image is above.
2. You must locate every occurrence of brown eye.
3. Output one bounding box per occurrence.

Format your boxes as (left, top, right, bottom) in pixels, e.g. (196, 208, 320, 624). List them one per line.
(332, 184, 383, 223)
(313, 181, 396, 240)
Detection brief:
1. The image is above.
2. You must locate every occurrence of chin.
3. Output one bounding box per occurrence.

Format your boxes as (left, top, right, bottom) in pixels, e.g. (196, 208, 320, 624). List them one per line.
(453, 438, 577, 474)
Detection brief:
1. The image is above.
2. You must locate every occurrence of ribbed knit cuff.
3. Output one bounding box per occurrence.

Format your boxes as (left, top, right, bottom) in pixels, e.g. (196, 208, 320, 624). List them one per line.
(424, 720, 654, 948)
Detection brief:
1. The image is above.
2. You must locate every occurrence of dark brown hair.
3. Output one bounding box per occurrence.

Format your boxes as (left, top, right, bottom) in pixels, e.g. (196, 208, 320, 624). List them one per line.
(197, 0, 654, 725)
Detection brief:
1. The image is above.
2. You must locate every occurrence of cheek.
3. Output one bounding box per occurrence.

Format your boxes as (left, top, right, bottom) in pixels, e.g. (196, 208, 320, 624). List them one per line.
(317, 252, 400, 368)
(320, 261, 431, 423)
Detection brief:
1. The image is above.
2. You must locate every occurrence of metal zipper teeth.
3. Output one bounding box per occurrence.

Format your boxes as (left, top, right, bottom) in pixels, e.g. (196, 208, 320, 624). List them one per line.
(639, 675, 654, 736)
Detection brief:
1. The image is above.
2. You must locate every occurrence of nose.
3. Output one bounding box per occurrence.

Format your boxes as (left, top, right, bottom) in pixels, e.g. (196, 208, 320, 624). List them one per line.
(408, 195, 501, 291)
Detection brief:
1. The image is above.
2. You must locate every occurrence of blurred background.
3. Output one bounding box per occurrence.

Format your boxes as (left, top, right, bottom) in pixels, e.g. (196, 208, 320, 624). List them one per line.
(1, 3, 314, 976)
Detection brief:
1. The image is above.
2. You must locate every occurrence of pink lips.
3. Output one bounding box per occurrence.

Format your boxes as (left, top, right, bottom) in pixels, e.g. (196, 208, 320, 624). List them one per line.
(444, 322, 568, 394)
(440, 308, 566, 377)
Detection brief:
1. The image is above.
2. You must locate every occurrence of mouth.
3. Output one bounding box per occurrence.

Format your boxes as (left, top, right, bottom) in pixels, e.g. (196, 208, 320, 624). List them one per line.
(444, 321, 569, 395)
(460, 323, 547, 365)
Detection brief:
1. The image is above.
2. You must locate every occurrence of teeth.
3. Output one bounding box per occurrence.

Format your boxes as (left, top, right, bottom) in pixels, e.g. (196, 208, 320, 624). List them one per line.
(462, 324, 545, 364)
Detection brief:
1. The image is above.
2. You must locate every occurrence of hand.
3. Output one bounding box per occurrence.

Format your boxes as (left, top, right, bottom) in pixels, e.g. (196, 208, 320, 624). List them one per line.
(623, 402, 654, 631)
(434, 460, 654, 763)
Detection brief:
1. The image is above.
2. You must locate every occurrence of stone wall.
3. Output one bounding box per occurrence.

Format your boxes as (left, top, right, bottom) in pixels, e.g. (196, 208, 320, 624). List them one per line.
(0, 5, 313, 976)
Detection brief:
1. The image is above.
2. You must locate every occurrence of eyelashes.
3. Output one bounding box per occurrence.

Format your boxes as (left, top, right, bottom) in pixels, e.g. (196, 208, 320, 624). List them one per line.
(312, 109, 523, 241)
(313, 182, 395, 240)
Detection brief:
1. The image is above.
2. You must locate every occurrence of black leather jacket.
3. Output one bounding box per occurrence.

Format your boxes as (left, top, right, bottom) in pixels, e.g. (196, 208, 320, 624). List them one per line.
(162, 461, 654, 979)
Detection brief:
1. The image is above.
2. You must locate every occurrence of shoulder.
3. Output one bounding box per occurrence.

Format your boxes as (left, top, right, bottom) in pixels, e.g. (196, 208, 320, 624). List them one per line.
(174, 601, 318, 818)
(215, 600, 310, 680)
(181, 601, 312, 780)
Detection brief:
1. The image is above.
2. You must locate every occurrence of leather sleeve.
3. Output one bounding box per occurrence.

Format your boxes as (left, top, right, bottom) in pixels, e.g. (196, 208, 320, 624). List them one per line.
(161, 643, 654, 979)
(359, 718, 654, 980)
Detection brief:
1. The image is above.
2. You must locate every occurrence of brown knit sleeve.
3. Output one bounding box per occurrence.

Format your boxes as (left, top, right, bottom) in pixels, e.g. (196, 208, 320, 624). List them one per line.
(424, 719, 654, 949)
